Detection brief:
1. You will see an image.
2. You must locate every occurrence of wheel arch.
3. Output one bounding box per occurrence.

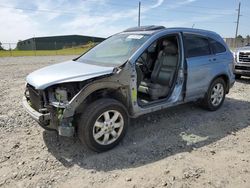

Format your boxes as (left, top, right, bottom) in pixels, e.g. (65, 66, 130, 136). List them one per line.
(63, 81, 130, 118)
(209, 74, 230, 94)
(75, 88, 130, 114)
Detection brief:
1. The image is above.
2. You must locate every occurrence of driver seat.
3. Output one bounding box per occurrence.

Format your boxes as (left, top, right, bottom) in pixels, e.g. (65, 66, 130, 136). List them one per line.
(138, 40, 178, 100)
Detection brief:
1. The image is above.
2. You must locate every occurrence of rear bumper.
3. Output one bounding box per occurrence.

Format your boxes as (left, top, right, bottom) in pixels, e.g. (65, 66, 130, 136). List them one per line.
(22, 96, 51, 125)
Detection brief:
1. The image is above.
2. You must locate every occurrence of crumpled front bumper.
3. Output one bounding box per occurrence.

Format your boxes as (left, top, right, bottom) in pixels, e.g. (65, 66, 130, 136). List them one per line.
(23, 96, 74, 136)
(22, 96, 50, 125)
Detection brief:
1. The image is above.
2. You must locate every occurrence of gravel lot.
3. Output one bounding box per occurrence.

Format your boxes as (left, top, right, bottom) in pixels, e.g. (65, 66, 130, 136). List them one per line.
(0, 56, 250, 188)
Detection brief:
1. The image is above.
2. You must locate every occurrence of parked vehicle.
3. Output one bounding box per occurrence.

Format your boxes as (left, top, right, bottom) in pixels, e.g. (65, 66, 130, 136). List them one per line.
(233, 44, 250, 79)
(23, 26, 235, 152)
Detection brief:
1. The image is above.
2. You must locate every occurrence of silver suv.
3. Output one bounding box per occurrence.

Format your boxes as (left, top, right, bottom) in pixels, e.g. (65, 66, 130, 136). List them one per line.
(23, 26, 235, 152)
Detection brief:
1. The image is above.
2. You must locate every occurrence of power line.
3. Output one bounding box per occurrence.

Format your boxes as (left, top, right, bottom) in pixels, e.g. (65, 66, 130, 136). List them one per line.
(0, 4, 235, 28)
(140, 14, 233, 23)
(141, 6, 233, 16)
(88, 0, 234, 12)
(178, 5, 234, 11)
(0, 3, 234, 17)
(99, 1, 235, 16)
(0, 3, 237, 27)
(0, 5, 73, 14)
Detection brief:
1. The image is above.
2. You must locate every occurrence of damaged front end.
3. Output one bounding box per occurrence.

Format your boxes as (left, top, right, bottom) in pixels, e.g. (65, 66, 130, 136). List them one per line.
(23, 59, 129, 138)
(23, 82, 81, 137)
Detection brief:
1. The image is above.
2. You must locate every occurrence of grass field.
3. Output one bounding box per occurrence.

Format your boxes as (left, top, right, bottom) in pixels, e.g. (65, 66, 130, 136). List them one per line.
(0, 44, 93, 57)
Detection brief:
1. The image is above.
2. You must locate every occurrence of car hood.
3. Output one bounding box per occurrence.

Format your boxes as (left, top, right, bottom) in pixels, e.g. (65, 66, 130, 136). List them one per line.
(236, 46, 250, 53)
(26, 60, 115, 89)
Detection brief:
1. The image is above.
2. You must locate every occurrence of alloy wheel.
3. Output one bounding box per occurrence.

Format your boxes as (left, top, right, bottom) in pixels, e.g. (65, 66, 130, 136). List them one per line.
(210, 83, 224, 106)
(92, 110, 124, 145)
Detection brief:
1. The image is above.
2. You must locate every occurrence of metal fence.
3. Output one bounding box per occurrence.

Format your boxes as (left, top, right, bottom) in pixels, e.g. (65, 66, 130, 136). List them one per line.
(224, 38, 250, 49)
(0, 41, 96, 57)
(1, 37, 250, 57)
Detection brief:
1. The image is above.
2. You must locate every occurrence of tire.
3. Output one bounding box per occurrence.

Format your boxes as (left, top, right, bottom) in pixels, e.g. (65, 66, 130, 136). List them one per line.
(77, 98, 129, 152)
(235, 74, 241, 79)
(201, 78, 226, 111)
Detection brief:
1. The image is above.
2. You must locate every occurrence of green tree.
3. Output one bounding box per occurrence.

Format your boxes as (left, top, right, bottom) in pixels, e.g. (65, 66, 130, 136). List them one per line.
(246, 35, 250, 43)
(0, 41, 3, 50)
(236, 35, 243, 39)
(236, 35, 244, 46)
(244, 35, 250, 46)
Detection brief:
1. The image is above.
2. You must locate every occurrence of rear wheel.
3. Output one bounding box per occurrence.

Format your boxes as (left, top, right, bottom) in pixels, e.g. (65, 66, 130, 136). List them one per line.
(235, 74, 241, 79)
(202, 78, 226, 111)
(77, 98, 128, 152)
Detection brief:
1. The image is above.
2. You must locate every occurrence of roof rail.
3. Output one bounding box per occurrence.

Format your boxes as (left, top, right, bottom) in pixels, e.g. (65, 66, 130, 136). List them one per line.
(124, 25, 165, 32)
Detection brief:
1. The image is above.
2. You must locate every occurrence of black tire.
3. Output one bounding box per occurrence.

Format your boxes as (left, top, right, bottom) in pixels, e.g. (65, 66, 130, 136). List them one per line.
(201, 78, 226, 111)
(77, 98, 129, 152)
(235, 74, 241, 79)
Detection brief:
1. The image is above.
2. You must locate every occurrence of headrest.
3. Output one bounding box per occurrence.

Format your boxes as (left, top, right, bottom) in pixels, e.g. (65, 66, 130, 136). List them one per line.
(162, 40, 178, 55)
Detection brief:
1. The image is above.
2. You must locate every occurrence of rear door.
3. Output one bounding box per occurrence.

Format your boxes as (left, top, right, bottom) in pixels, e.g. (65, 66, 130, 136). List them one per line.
(209, 37, 228, 65)
(183, 33, 213, 101)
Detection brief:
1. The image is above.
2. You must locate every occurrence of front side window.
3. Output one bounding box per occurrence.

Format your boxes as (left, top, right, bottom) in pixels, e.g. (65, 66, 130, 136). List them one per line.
(77, 33, 150, 66)
(184, 34, 211, 58)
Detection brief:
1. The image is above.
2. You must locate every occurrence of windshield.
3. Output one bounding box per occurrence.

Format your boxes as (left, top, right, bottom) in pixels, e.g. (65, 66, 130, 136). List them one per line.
(77, 33, 150, 66)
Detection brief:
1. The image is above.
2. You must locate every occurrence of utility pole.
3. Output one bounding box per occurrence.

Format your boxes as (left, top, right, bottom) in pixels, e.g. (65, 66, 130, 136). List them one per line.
(235, 2, 241, 47)
(138, 1, 141, 27)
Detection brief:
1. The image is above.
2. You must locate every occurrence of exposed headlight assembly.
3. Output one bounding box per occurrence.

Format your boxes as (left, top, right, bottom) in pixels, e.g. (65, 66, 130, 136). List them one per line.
(55, 88, 68, 103)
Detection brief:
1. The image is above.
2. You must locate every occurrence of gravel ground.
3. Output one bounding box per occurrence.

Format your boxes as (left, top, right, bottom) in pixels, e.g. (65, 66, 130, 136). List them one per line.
(0, 56, 250, 188)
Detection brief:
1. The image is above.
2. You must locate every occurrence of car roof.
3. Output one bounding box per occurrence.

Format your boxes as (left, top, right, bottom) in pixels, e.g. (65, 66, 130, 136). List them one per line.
(123, 25, 166, 32)
(122, 25, 220, 38)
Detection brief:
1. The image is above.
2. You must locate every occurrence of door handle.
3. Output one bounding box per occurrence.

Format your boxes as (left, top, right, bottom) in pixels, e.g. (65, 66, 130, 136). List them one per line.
(209, 58, 217, 62)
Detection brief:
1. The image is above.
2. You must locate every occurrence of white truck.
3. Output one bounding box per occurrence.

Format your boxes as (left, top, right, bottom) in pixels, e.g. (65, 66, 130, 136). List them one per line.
(234, 44, 250, 79)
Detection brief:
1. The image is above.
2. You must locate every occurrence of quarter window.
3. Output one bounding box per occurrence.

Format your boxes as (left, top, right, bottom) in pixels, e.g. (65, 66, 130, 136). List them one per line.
(209, 39, 226, 54)
(184, 34, 211, 58)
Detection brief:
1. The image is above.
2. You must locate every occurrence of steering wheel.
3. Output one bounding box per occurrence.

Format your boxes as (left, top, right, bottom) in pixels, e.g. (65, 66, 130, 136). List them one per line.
(137, 54, 151, 73)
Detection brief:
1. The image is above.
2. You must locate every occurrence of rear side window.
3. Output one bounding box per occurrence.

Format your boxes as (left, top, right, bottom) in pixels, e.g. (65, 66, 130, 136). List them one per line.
(209, 38, 226, 54)
(184, 34, 211, 58)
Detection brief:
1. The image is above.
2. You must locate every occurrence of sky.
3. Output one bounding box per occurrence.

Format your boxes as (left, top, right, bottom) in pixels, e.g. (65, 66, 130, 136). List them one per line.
(0, 0, 249, 44)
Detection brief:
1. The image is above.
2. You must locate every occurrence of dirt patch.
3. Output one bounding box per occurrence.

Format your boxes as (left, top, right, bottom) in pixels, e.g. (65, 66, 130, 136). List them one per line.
(0, 56, 250, 188)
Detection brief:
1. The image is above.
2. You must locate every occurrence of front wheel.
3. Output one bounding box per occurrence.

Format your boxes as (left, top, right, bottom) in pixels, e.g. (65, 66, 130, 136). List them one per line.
(201, 78, 226, 111)
(77, 98, 128, 152)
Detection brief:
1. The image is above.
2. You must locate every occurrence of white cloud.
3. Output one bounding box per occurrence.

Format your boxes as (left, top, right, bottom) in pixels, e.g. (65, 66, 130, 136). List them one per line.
(61, 12, 134, 37)
(0, 0, 201, 43)
(149, 0, 165, 9)
(0, 0, 239, 43)
(166, 0, 198, 9)
(63, 0, 168, 37)
(158, 14, 227, 29)
(0, 7, 43, 43)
